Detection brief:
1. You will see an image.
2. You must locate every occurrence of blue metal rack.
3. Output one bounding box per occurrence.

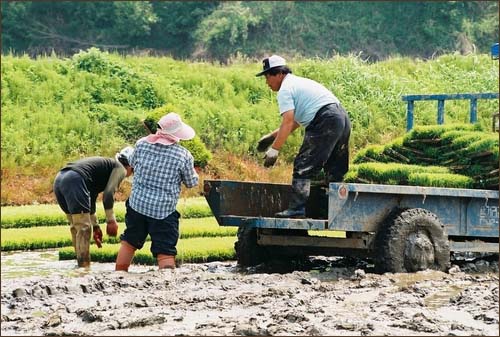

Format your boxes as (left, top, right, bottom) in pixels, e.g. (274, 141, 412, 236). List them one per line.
(402, 93, 499, 131)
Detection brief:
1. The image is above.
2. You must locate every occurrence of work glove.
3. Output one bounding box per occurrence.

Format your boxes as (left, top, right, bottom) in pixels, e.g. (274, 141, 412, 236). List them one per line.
(93, 225, 103, 248)
(105, 209, 119, 237)
(257, 134, 276, 152)
(263, 148, 279, 168)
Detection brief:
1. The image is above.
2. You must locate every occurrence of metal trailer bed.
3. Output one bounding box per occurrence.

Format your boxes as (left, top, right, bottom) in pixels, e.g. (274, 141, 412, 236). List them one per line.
(203, 179, 499, 273)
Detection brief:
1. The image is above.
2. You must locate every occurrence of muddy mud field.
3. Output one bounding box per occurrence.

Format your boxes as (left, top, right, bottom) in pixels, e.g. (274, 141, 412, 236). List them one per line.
(1, 252, 498, 336)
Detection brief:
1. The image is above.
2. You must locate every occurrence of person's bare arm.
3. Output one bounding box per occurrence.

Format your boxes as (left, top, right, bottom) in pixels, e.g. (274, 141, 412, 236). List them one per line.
(271, 110, 300, 150)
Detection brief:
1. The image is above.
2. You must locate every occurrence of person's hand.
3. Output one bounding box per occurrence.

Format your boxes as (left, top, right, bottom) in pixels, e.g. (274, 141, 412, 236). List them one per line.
(93, 226, 103, 248)
(105, 209, 118, 237)
(106, 219, 118, 237)
(257, 134, 276, 152)
(263, 148, 279, 167)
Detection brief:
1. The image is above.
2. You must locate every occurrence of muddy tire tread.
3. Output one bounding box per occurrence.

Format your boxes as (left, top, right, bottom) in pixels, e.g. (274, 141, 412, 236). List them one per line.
(234, 226, 266, 267)
(375, 208, 450, 273)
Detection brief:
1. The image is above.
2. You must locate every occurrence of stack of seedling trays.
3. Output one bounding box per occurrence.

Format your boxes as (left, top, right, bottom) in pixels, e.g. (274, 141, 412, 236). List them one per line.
(345, 124, 499, 190)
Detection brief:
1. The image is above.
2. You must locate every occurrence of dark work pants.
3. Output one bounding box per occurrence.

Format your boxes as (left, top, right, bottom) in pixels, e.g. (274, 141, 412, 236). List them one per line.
(53, 169, 91, 214)
(293, 103, 351, 182)
(121, 200, 180, 257)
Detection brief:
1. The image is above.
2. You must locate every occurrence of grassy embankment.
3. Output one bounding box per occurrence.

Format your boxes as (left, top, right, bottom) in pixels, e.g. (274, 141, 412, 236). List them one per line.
(2, 50, 498, 205)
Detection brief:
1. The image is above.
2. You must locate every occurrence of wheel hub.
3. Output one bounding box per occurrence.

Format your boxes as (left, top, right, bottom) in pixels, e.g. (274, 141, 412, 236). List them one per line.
(404, 231, 434, 272)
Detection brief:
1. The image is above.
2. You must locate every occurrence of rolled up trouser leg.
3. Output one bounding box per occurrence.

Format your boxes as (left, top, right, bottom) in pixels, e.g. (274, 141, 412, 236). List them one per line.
(157, 254, 176, 269)
(66, 214, 77, 250)
(115, 241, 136, 271)
(71, 213, 92, 268)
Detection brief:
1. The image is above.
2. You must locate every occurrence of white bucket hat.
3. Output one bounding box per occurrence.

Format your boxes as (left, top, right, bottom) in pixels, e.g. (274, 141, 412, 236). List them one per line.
(143, 112, 195, 145)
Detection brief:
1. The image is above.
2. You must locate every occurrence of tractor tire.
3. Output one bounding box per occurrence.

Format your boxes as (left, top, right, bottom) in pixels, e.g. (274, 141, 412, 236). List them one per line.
(234, 226, 266, 267)
(375, 208, 450, 273)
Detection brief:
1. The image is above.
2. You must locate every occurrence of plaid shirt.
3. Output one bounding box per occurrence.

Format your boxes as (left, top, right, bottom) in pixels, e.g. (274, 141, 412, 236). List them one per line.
(128, 140, 199, 219)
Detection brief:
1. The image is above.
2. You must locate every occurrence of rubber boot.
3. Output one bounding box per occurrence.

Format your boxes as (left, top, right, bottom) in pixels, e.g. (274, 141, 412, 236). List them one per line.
(115, 241, 136, 271)
(275, 178, 310, 218)
(157, 254, 176, 269)
(66, 214, 77, 250)
(71, 213, 92, 268)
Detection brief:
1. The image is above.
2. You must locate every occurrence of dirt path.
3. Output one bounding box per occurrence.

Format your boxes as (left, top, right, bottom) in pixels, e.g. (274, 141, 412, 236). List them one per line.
(1, 257, 498, 336)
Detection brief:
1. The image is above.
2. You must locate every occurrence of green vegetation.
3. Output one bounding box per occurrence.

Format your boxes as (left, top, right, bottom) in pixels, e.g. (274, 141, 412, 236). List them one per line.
(349, 124, 498, 189)
(2, 2, 497, 61)
(2, 50, 498, 176)
(345, 162, 474, 188)
(1, 217, 237, 251)
(58, 237, 237, 265)
(1, 198, 212, 229)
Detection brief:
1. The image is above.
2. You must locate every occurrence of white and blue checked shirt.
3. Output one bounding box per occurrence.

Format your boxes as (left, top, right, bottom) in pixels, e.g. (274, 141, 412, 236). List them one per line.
(128, 140, 199, 219)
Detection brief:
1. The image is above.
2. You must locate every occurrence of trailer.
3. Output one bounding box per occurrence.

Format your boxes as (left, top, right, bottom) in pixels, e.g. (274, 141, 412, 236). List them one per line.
(203, 179, 499, 273)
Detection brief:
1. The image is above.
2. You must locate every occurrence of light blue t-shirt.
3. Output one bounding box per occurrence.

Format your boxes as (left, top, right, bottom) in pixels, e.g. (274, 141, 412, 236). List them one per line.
(277, 74, 340, 127)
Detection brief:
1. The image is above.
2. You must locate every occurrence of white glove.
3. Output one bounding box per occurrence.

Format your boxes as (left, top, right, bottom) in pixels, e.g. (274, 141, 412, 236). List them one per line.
(264, 148, 279, 167)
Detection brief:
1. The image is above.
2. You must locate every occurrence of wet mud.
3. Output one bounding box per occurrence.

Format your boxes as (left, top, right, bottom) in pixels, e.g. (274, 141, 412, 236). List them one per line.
(1, 253, 498, 336)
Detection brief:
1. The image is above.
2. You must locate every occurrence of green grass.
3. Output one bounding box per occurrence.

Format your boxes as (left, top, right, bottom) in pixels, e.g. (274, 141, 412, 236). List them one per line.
(58, 236, 238, 265)
(1, 217, 237, 251)
(1, 52, 498, 173)
(350, 124, 498, 189)
(1, 197, 213, 229)
(407, 173, 474, 188)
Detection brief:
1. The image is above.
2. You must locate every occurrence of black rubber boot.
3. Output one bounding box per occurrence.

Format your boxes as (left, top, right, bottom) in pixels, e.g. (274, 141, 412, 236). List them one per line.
(276, 178, 310, 218)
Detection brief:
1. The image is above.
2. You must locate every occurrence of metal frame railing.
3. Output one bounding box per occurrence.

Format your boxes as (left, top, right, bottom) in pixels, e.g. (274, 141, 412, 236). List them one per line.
(402, 93, 499, 131)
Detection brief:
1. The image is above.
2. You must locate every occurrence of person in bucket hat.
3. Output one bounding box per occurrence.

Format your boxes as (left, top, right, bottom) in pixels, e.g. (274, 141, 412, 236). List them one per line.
(53, 146, 134, 268)
(115, 112, 199, 271)
(142, 112, 196, 145)
(256, 55, 352, 219)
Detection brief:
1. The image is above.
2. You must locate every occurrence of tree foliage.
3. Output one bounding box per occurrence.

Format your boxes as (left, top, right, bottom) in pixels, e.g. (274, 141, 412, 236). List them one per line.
(1, 1, 497, 61)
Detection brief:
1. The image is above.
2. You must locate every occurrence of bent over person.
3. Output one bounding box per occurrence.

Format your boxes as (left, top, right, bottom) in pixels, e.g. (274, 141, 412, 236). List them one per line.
(256, 55, 351, 218)
(53, 146, 134, 267)
(115, 112, 199, 271)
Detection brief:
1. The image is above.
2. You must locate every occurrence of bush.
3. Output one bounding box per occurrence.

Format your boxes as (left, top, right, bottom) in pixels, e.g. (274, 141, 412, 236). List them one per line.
(72, 47, 164, 109)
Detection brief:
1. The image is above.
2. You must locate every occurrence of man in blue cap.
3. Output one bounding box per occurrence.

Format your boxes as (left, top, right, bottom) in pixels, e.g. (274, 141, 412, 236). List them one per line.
(256, 55, 351, 218)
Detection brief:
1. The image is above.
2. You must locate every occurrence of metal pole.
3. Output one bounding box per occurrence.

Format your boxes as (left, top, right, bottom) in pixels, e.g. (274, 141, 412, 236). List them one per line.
(470, 98, 478, 123)
(406, 100, 414, 131)
(437, 100, 445, 125)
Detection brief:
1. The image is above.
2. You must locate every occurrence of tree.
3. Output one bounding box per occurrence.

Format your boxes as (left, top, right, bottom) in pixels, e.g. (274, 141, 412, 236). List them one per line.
(193, 1, 263, 60)
(147, 1, 218, 57)
(2, 1, 157, 56)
